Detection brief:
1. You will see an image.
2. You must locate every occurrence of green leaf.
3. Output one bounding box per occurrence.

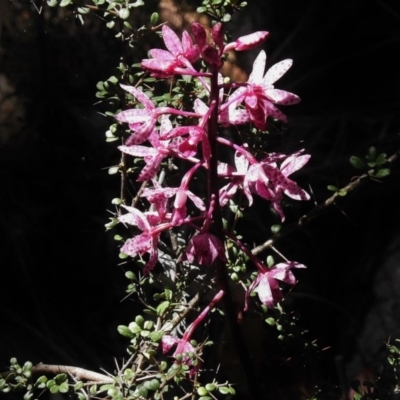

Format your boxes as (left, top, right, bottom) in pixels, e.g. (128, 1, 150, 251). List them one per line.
(123, 368, 135, 380)
(156, 301, 170, 316)
(36, 376, 48, 384)
(77, 7, 90, 13)
(50, 385, 59, 394)
(150, 12, 159, 25)
(197, 387, 208, 396)
(149, 330, 164, 342)
(349, 155, 366, 170)
(135, 315, 144, 326)
(367, 146, 377, 161)
(108, 76, 119, 84)
(143, 379, 160, 391)
(375, 152, 387, 165)
(47, 0, 58, 6)
(327, 185, 338, 192)
(46, 380, 56, 389)
(59, 382, 69, 393)
(125, 271, 135, 279)
(23, 391, 34, 400)
(205, 383, 216, 391)
(266, 255, 274, 267)
(230, 272, 239, 282)
(55, 374, 67, 384)
(74, 382, 84, 391)
(222, 13, 231, 22)
(218, 386, 230, 395)
(59, 0, 71, 6)
(138, 385, 148, 398)
(90, 384, 97, 395)
(96, 81, 105, 90)
(118, 8, 130, 19)
(164, 288, 172, 300)
(108, 166, 120, 175)
(124, 21, 133, 30)
(118, 325, 134, 337)
(23, 362, 33, 370)
(128, 322, 142, 334)
(371, 168, 390, 178)
(144, 320, 154, 330)
(160, 361, 167, 371)
(197, 6, 207, 12)
(106, 21, 115, 29)
(131, 0, 144, 6)
(271, 224, 281, 234)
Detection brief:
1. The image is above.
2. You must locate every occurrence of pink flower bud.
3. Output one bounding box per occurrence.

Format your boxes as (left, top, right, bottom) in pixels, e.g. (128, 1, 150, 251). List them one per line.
(224, 31, 269, 52)
(191, 22, 207, 49)
(174, 190, 188, 209)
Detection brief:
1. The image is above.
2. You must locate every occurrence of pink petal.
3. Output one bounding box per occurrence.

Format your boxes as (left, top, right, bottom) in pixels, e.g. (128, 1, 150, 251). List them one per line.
(249, 50, 266, 83)
(119, 205, 151, 231)
(120, 233, 152, 256)
(263, 102, 288, 123)
(115, 108, 150, 124)
(264, 59, 293, 85)
(137, 154, 164, 181)
(281, 154, 310, 176)
(194, 98, 209, 115)
(148, 48, 175, 61)
(265, 88, 300, 105)
(162, 25, 183, 56)
(162, 335, 178, 353)
(269, 268, 296, 285)
(257, 274, 275, 308)
(119, 145, 157, 157)
(125, 116, 157, 145)
(187, 191, 206, 210)
(143, 241, 159, 275)
(218, 162, 235, 176)
(120, 84, 155, 110)
(235, 151, 249, 174)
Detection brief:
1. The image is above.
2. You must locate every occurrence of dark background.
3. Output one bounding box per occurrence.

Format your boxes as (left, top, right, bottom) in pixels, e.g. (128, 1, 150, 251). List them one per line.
(1, 0, 400, 393)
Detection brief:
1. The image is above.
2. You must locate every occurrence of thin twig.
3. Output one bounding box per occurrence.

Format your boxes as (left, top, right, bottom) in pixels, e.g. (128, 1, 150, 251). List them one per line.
(1, 364, 114, 383)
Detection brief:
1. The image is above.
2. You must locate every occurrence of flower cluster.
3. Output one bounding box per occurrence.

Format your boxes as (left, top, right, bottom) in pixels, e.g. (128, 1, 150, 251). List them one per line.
(116, 21, 309, 308)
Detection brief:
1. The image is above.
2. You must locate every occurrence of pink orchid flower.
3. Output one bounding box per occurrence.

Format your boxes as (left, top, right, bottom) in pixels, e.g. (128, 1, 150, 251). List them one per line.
(118, 115, 173, 181)
(221, 50, 300, 130)
(116, 85, 201, 145)
(243, 151, 311, 221)
(118, 205, 172, 275)
(162, 290, 224, 368)
(141, 183, 205, 226)
(141, 163, 205, 226)
(161, 334, 196, 366)
(245, 261, 306, 310)
(218, 151, 250, 206)
(141, 25, 202, 78)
